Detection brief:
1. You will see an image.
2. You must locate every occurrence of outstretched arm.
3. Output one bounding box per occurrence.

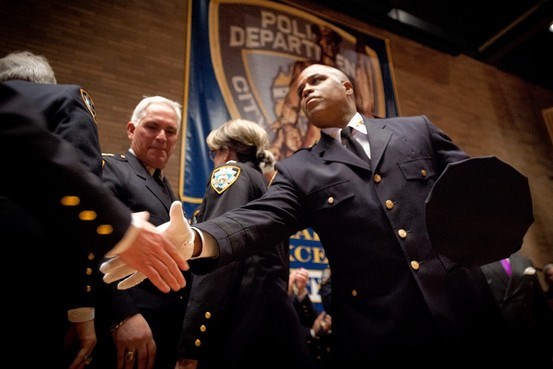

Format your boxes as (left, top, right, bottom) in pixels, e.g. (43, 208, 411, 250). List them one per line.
(101, 202, 198, 290)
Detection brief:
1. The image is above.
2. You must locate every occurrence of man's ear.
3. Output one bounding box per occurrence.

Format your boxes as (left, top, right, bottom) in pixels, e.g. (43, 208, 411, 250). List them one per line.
(126, 121, 136, 139)
(343, 80, 354, 95)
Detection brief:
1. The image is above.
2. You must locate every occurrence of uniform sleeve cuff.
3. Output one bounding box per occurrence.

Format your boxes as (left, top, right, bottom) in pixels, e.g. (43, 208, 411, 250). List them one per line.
(67, 307, 95, 323)
(190, 228, 219, 259)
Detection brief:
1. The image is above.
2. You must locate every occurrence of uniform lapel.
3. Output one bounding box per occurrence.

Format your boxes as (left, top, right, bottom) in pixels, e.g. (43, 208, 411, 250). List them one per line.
(363, 116, 391, 172)
(126, 151, 173, 210)
(505, 254, 527, 296)
(316, 132, 371, 171)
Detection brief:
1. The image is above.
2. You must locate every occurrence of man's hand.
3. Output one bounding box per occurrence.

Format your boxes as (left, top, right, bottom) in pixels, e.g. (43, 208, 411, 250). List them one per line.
(312, 312, 332, 338)
(112, 314, 156, 369)
(64, 320, 96, 369)
(101, 202, 195, 291)
(175, 358, 199, 369)
(289, 267, 309, 300)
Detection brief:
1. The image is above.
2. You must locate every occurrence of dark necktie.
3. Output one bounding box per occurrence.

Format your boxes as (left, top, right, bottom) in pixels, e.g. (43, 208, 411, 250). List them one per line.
(154, 169, 171, 197)
(340, 127, 370, 163)
(153, 169, 164, 185)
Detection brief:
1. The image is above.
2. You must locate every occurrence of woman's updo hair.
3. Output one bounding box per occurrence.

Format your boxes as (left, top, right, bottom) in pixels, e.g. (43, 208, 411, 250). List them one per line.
(206, 119, 276, 169)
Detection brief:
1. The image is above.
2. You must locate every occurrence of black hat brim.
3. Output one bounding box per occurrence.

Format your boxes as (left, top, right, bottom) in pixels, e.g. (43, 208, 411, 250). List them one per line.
(425, 156, 534, 266)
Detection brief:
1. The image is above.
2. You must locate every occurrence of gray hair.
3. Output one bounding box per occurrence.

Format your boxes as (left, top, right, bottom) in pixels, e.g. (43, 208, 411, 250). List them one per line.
(130, 95, 182, 132)
(207, 119, 275, 168)
(0, 50, 57, 84)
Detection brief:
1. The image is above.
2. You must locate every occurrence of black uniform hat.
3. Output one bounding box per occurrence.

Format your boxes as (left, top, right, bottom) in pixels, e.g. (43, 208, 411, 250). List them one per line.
(426, 156, 534, 266)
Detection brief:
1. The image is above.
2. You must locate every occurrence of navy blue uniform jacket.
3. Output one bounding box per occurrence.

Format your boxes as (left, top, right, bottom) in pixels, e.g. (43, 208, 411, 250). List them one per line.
(0, 82, 133, 363)
(94, 151, 189, 369)
(182, 160, 311, 368)
(4, 79, 102, 176)
(194, 115, 511, 366)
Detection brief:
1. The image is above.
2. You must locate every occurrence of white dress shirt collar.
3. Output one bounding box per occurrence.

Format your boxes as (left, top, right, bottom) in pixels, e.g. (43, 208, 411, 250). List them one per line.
(323, 112, 366, 143)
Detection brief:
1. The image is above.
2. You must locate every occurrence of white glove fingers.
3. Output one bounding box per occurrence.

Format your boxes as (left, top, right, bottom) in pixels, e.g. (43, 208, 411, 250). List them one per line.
(102, 263, 138, 284)
(167, 201, 188, 233)
(157, 201, 195, 260)
(117, 272, 147, 290)
(99, 256, 125, 274)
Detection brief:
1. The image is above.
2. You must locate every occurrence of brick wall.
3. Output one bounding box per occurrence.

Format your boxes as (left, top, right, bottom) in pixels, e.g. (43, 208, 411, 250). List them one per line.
(1, 0, 552, 276)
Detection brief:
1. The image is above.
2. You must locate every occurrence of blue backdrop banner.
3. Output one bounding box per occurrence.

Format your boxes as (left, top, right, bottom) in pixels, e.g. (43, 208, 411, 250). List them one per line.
(180, 0, 398, 310)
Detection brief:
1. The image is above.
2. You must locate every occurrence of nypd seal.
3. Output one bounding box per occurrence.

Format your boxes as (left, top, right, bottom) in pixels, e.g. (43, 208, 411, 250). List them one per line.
(80, 88, 97, 123)
(211, 165, 241, 194)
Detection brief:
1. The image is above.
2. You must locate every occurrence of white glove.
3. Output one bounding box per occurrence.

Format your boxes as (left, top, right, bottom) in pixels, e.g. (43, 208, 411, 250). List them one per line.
(157, 201, 195, 259)
(105, 201, 195, 290)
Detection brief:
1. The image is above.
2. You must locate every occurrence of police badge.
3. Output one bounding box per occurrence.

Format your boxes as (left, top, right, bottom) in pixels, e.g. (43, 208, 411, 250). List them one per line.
(211, 165, 241, 194)
(80, 88, 97, 123)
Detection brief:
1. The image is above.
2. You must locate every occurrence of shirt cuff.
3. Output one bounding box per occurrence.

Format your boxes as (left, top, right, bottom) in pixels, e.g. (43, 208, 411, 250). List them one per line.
(67, 307, 95, 323)
(190, 228, 219, 258)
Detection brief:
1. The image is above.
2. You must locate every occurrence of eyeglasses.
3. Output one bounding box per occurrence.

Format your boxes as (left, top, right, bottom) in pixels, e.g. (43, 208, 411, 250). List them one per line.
(208, 147, 228, 161)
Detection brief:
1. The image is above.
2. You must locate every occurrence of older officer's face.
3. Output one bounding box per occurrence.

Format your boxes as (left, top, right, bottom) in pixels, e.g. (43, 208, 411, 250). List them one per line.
(127, 103, 179, 169)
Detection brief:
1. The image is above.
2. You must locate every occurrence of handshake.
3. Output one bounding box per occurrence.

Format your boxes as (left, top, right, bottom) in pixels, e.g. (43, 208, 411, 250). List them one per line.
(100, 201, 194, 290)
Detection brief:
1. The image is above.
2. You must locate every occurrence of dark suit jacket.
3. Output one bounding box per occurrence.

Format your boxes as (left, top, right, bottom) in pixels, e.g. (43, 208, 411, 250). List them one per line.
(194, 115, 514, 366)
(94, 151, 189, 369)
(182, 161, 311, 368)
(4, 79, 102, 176)
(0, 81, 133, 363)
(481, 253, 553, 365)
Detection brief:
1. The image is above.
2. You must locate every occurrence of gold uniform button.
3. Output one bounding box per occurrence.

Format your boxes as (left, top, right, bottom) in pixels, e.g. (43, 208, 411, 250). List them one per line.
(421, 169, 427, 177)
(79, 210, 97, 221)
(200, 325, 207, 332)
(398, 229, 407, 239)
(88, 253, 95, 261)
(328, 196, 335, 204)
(61, 196, 80, 206)
(385, 200, 394, 209)
(86, 285, 92, 292)
(410, 260, 420, 270)
(96, 224, 114, 235)
(373, 174, 382, 183)
(351, 289, 358, 297)
(194, 339, 202, 347)
(204, 312, 212, 319)
(85, 268, 93, 275)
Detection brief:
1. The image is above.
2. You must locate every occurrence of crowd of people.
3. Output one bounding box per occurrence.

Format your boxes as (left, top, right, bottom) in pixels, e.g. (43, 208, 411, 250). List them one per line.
(1, 49, 552, 369)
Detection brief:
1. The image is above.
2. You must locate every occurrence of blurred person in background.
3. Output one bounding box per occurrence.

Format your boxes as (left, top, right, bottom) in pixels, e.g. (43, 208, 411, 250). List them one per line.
(481, 252, 553, 366)
(175, 119, 313, 369)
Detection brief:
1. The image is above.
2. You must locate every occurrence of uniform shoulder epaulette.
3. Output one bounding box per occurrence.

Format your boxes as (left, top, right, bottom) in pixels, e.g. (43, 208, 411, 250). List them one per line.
(102, 153, 126, 160)
(211, 164, 241, 194)
(295, 144, 315, 154)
